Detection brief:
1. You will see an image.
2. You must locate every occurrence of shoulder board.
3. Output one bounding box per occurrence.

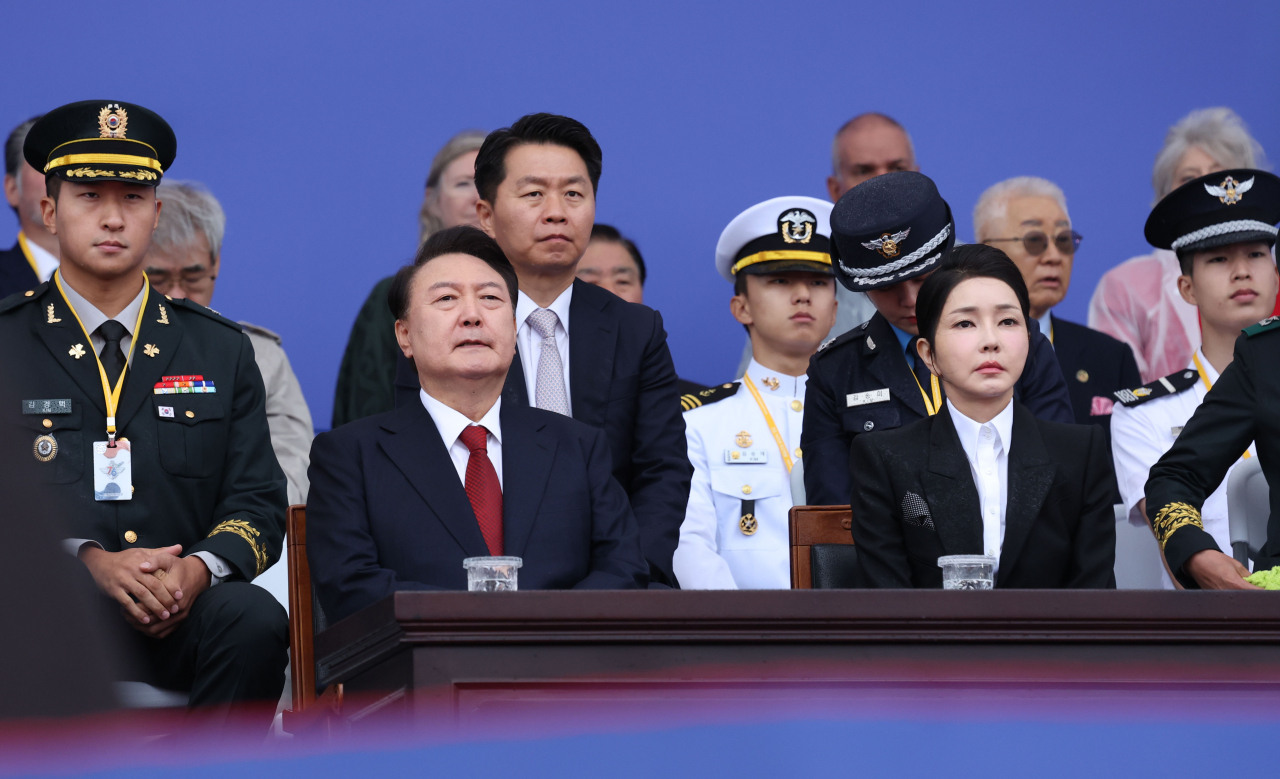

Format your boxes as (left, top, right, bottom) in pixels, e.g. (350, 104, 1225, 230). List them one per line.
(1245, 316, 1280, 338)
(238, 320, 282, 344)
(814, 327, 861, 359)
(1113, 368, 1199, 407)
(0, 282, 49, 315)
(167, 297, 242, 330)
(681, 382, 740, 412)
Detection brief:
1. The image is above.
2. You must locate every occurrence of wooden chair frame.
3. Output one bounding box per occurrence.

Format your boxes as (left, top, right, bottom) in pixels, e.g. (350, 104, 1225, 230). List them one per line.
(788, 505, 854, 589)
(281, 504, 343, 733)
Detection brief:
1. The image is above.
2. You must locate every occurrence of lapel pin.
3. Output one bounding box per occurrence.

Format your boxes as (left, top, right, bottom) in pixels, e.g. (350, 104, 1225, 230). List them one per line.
(763, 377, 780, 391)
(69, 344, 86, 359)
(1076, 369, 1089, 383)
(46, 304, 61, 324)
(143, 344, 159, 358)
(866, 336, 876, 351)
(157, 304, 170, 325)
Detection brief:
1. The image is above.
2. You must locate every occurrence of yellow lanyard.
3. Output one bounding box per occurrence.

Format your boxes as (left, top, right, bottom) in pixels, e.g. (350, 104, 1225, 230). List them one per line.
(910, 370, 942, 416)
(1191, 351, 1251, 459)
(742, 374, 794, 473)
(53, 269, 150, 443)
(16, 232, 40, 279)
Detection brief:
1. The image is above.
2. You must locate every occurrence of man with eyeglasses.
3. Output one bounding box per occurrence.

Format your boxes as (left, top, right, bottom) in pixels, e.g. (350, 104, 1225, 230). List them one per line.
(145, 181, 314, 507)
(975, 177, 1140, 437)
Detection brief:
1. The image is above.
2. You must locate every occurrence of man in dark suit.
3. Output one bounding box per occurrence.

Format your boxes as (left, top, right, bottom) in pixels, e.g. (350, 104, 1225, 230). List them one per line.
(974, 176, 1141, 432)
(1, 115, 58, 300)
(1, 101, 288, 726)
(393, 114, 691, 587)
(308, 226, 648, 623)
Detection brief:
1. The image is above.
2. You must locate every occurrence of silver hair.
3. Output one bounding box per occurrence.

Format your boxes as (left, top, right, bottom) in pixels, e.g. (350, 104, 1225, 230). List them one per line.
(1151, 108, 1268, 203)
(973, 176, 1069, 242)
(418, 129, 487, 246)
(830, 113, 917, 174)
(152, 180, 226, 260)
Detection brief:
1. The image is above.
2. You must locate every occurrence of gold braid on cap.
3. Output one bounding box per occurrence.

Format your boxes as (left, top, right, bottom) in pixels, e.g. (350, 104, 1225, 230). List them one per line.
(208, 519, 270, 576)
(1151, 502, 1204, 549)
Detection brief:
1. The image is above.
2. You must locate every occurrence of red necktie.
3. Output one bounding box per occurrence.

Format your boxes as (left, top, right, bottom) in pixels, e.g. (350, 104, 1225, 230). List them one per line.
(459, 425, 503, 555)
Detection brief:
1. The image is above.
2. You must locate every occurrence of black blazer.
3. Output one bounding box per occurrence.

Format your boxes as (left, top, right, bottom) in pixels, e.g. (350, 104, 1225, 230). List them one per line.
(849, 402, 1116, 589)
(306, 398, 649, 624)
(395, 279, 691, 586)
(1050, 316, 1141, 429)
(0, 242, 39, 303)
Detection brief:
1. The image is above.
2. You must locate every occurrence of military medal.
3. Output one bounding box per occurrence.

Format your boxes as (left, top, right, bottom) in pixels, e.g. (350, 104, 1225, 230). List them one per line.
(33, 434, 58, 462)
(739, 513, 758, 535)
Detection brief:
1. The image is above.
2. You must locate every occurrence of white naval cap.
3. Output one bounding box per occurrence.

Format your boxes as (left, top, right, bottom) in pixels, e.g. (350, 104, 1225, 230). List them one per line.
(714, 196, 834, 282)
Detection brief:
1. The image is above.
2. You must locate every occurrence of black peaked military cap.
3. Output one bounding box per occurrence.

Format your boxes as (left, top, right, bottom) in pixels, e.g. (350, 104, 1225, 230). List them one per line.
(1146, 168, 1280, 254)
(24, 100, 176, 186)
(830, 171, 954, 292)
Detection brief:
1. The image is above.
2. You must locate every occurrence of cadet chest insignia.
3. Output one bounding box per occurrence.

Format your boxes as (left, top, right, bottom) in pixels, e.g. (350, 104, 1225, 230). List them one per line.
(725, 449, 768, 464)
(69, 344, 86, 359)
(143, 344, 159, 357)
(98, 104, 129, 138)
(763, 377, 780, 391)
(33, 434, 57, 462)
(862, 228, 910, 259)
(680, 382, 740, 412)
(735, 431, 753, 448)
(1113, 369, 1197, 407)
(1204, 175, 1254, 205)
(157, 304, 170, 325)
(779, 209, 816, 244)
(1076, 369, 1089, 383)
(46, 304, 61, 324)
(739, 513, 758, 535)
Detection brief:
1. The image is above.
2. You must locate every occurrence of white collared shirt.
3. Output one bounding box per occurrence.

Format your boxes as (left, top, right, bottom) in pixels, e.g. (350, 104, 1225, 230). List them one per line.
(514, 284, 573, 412)
(21, 233, 59, 282)
(419, 390, 504, 490)
(57, 274, 146, 364)
(1036, 310, 1054, 350)
(947, 398, 1013, 571)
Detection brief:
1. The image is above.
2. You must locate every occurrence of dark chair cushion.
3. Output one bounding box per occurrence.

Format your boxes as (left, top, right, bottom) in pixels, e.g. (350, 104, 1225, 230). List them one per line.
(811, 544, 859, 589)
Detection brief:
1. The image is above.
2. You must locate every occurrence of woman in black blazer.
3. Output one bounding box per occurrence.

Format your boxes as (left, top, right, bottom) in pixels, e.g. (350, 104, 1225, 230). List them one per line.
(849, 245, 1116, 588)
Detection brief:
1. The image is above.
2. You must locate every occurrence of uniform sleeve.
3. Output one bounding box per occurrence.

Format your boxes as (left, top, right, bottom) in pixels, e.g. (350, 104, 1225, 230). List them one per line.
(1110, 402, 1169, 519)
(1066, 426, 1118, 588)
(672, 412, 739, 589)
(1146, 334, 1259, 585)
(186, 332, 288, 581)
(253, 336, 315, 505)
(331, 278, 398, 429)
(849, 433, 913, 588)
(801, 354, 852, 506)
(575, 426, 649, 590)
(1017, 325, 1074, 425)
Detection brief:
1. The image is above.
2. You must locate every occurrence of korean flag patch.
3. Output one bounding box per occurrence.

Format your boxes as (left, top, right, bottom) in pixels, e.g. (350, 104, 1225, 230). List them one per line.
(158, 406, 175, 418)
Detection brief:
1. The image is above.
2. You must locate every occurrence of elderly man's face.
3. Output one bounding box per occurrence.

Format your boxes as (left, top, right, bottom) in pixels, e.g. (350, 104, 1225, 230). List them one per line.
(145, 230, 219, 307)
(4, 161, 48, 232)
(576, 239, 643, 304)
(395, 253, 517, 387)
(827, 120, 917, 201)
(987, 196, 1072, 319)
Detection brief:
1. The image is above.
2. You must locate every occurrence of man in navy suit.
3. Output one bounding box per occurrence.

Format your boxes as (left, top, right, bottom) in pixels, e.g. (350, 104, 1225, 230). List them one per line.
(308, 226, 648, 624)
(393, 114, 691, 587)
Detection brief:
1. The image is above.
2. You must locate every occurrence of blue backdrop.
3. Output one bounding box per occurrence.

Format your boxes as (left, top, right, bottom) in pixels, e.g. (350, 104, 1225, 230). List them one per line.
(4, 0, 1278, 429)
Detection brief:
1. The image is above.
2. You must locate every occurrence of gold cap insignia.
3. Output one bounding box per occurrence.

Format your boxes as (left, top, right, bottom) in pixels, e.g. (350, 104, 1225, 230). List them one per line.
(863, 228, 910, 259)
(779, 209, 816, 244)
(98, 104, 129, 139)
(735, 431, 753, 448)
(739, 513, 758, 535)
(1204, 175, 1254, 205)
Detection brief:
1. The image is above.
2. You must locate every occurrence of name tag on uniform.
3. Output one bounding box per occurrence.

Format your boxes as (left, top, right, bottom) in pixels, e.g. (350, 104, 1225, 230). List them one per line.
(22, 399, 72, 415)
(93, 440, 132, 501)
(846, 389, 890, 407)
(724, 449, 769, 464)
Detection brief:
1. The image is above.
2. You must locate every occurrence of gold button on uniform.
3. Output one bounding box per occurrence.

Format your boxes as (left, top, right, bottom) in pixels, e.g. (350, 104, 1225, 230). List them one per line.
(794, 447, 803, 459)
(1076, 369, 1089, 383)
(42, 418, 52, 429)
(790, 400, 803, 411)
(185, 410, 195, 418)
(124, 530, 137, 543)
(742, 485, 752, 495)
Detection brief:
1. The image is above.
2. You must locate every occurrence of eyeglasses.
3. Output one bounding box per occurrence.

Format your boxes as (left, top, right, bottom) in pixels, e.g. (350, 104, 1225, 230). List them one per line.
(987, 230, 1083, 257)
(146, 270, 216, 296)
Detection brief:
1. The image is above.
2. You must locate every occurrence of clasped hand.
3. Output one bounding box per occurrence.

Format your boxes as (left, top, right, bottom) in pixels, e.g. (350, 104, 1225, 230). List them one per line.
(79, 544, 212, 638)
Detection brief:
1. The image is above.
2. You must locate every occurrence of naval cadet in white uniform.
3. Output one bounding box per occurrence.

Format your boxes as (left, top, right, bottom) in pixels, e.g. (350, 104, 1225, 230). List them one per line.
(674, 196, 838, 589)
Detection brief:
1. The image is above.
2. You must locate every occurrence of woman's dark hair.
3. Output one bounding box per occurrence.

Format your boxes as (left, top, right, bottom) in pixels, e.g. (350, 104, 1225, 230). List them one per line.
(473, 113, 602, 204)
(590, 223, 646, 284)
(915, 244, 1032, 346)
(387, 225, 520, 320)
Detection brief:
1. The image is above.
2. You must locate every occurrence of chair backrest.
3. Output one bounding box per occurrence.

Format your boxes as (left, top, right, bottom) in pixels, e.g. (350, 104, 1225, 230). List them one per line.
(286, 504, 317, 712)
(789, 505, 854, 589)
(1227, 457, 1270, 565)
(1112, 503, 1166, 589)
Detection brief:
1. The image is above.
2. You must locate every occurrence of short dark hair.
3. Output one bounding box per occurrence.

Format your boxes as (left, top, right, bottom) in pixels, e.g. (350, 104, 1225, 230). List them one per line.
(473, 113, 602, 204)
(915, 244, 1031, 346)
(590, 223, 645, 285)
(4, 116, 40, 179)
(387, 225, 520, 320)
(44, 173, 62, 201)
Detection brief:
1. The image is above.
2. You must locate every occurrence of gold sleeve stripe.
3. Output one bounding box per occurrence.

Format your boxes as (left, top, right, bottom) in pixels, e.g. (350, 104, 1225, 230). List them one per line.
(1151, 502, 1204, 549)
(680, 394, 702, 411)
(208, 518, 269, 576)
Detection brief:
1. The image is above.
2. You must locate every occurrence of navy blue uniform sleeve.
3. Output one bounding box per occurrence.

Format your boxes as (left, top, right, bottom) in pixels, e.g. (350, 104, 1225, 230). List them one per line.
(801, 353, 852, 506)
(1017, 327, 1074, 425)
(575, 426, 649, 589)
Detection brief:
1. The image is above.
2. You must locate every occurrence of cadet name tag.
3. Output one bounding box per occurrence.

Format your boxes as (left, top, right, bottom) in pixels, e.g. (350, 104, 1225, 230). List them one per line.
(846, 389, 890, 407)
(23, 399, 72, 415)
(724, 449, 769, 464)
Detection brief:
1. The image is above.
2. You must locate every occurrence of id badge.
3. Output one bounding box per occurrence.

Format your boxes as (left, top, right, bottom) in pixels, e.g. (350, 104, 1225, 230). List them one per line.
(93, 440, 132, 501)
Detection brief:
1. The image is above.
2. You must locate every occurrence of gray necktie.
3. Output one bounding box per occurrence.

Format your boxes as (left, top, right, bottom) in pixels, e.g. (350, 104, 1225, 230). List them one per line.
(526, 308, 570, 416)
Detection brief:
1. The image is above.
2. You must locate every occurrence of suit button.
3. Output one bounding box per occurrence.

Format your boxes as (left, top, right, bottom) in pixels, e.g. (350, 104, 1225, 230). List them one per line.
(742, 485, 752, 495)
(124, 530, 137, 543)
(863, 421, 874, 431)
(185, 410, 195, 419)
(42, 418, 52, 428)
(790, 400, 803, 411)
(794, 447, 803, 459)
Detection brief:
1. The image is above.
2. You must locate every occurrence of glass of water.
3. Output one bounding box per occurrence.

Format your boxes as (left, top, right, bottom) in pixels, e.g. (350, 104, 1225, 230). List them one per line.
(463, 556, 523, 592)
(937, 555, 996, 590)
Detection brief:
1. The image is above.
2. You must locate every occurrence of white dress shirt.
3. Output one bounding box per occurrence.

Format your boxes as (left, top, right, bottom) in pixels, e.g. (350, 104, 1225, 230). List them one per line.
(419, 390, 504, 490)
(947, 399, 1013, 571)
(1036, 311, 1054, 349)
(22, 233, 59, 282)
(514, 285, 572, 412)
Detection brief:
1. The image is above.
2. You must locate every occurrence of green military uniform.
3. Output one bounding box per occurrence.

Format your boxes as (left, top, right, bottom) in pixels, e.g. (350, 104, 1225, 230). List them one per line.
(332, 275, 399, 428)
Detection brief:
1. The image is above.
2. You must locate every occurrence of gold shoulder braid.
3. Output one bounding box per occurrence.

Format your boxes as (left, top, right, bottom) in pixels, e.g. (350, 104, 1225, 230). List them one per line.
(1151, 502, 1204, 549)
(208, 519, 269, 576)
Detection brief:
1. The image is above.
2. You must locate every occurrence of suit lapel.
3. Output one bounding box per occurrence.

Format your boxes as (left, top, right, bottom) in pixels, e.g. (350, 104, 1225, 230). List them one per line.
(115, 292, 183, 430)
(503, 350, 529, 406)
(997, 404, 1056, 584)
(34, 288, 109, 416)
(378, 401, 491, 558)
(498, 404, 555, 558)
(567, 280, 615, 427)
(863, 315, 928, 418)
(922, 407, 983, 556)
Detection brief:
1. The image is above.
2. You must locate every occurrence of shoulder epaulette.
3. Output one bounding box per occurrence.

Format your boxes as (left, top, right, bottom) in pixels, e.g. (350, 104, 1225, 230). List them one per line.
(681, 382, 740, 412)
(1114, 368, 1199, 407)
(0, 282, 49, 315)
(1245, 316, 1280, 338)
(814, 327, 861, 359)
(238, 320, 282, 344)
(168, 296, 242, 330)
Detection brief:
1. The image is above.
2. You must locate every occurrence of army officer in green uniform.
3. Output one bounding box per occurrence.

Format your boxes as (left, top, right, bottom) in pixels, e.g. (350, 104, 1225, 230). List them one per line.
(0, 101, 287, 725)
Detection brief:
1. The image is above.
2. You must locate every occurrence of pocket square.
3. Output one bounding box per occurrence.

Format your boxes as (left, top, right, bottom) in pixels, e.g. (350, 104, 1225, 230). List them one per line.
(1090, 396, 1114, 416)
(901, 491, 935, 529)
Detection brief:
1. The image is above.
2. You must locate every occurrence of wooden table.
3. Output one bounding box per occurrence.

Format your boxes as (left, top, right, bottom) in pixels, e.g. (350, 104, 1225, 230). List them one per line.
(314, 590, 1280, 734)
